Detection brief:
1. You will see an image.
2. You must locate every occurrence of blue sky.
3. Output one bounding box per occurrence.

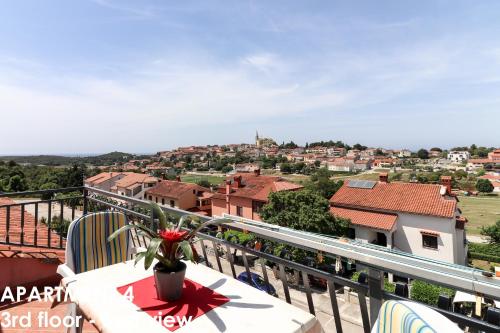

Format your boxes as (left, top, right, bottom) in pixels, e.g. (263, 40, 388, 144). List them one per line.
(1, 0, 499, 154)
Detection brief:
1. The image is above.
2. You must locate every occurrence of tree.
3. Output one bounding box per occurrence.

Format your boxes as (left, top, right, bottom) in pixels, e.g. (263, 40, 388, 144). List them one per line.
(221, 165, 233, 174)
(196, 179, 212, 188)
(280, 163, 292, 174)
(476, 179, 494, 193)
(305, 168, 344, 199)
(417, 149, 429, 159)
(260, 190, 348, 236)
(353, 143, 367, 151)
(40, 182, 59, 200)
(481, 220, 500, 244)
(8, 175, 27, 192)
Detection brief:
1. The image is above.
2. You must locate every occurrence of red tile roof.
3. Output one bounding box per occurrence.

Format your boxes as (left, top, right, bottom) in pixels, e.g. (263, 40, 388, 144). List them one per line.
(84, 172, 123, 185)
(145, 181, 209, 199)
(330, 206, 397, 231)
(218, 173, 303, 202)
(330, 180, 457, 218)
(0, 198, 64, 249)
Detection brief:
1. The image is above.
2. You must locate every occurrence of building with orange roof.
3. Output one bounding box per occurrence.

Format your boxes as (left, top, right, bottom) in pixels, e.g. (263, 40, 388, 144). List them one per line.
(85, 172, 158, 199)
(145, 179, 212, 215)
(329, 174, 467, 265)
(211, 169, 303, 221)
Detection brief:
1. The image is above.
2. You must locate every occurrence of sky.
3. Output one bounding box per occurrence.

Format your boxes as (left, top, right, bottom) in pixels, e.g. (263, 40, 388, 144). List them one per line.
(0, 0, 499, 155)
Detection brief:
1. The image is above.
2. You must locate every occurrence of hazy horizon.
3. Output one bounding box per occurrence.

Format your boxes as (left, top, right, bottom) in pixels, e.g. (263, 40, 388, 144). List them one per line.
(1, 1, 500, 154)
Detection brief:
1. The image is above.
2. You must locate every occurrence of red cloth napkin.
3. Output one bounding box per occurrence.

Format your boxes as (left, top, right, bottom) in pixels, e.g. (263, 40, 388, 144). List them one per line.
(117, 276, 230, 331)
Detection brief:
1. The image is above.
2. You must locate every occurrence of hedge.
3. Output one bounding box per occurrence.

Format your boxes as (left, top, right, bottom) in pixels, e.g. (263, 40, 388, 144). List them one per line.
(468, 242, 500, 263)
(469, 252, 500, 263)
(410, 280, 455, 306)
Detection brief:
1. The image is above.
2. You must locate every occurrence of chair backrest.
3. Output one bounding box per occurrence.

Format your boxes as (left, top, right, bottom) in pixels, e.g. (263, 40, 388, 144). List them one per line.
(66, 212, 130, 274)
(374, 300, 436, 333)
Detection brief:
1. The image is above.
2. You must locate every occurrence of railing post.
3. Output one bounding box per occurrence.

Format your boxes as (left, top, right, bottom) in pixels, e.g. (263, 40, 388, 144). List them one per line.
(368, 268, 384, 328)
(83, 188, 88, 215)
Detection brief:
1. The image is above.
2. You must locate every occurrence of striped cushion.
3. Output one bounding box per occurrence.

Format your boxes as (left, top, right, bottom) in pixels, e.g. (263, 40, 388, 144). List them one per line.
(70, 212, 129, 274)
(376, 300, 435, 333)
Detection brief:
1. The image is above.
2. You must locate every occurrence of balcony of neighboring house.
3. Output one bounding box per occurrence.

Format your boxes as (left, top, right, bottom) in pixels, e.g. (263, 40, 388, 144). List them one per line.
(1, 186, 500, 333)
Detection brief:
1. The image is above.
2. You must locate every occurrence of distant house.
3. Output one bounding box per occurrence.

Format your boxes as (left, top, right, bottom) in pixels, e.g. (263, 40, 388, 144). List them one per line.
(488, 149, 500, 162)
(466, 149, 500, 170)
(398, 149, 412, 158)
(479, 174, 500, 192)
(85, 172, 158, 199)
(447, 151, 470, 163)
(211, 169, 303, 221)
(327, 158, 355, 172)
(329, 174, 467, 265)
(234, 163, 260, 173)
(354, 159, 371, 171)
(145, 180, 212, 215)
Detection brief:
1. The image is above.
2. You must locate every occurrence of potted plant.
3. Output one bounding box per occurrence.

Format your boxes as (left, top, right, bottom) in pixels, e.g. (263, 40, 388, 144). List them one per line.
(109, 203, 230, 301)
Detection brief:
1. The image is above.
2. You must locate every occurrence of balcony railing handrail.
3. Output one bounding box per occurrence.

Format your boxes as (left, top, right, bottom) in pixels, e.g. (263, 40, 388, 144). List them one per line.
(0, 186, 84, 198)
(223, 214, 500, 299)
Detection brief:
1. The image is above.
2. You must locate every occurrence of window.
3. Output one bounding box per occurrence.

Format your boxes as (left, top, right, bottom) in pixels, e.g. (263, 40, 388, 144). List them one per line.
(155, 197, 158, 203)
(162, 198, 165, 205)
(252, 201, 264, 214)
(347, 228, 356, 239)
(422, 234, 438, 249)
(170, 200, 175, 207)
(148, 195, 152, 201)
(236, 206, 243, 217)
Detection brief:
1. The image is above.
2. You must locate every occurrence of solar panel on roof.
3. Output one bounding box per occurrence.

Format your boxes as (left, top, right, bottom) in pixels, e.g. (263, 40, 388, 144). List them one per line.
(348, 180, 376, 189)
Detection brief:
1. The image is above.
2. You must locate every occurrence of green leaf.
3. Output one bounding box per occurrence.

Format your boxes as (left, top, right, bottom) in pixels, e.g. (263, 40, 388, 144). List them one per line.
(151, 203, 168, 230)
(107, 223, 156, 243)
(107, 224, 135, 242)
(178, 240, 194, 262)
(144, 238, 163, 270)
(134, 251, 147, 266)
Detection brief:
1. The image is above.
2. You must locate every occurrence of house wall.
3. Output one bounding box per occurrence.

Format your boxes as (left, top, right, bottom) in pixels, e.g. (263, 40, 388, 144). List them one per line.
(353, 226, 392, 248)
(229, 196, 258, 220)
(210, 196, 261, 220)
(148, 191, 197, 210)
(392, 212, 466, 265)
(211, 198, 227, 217)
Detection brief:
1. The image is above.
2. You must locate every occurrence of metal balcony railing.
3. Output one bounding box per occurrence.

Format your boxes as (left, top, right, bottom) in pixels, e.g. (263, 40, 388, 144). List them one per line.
(0, 186, 499, 333)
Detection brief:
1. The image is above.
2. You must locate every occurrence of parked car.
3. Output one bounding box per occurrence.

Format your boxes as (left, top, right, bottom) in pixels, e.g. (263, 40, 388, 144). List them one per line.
(237, 272, 277, 296)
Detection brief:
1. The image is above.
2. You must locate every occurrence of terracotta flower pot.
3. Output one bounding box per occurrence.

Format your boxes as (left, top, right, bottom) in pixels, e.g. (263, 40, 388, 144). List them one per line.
(154, 261, 187, 302)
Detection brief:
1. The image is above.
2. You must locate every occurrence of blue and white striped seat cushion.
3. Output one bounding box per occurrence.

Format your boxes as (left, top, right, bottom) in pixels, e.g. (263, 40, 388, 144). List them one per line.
(70, 212, 129, 274)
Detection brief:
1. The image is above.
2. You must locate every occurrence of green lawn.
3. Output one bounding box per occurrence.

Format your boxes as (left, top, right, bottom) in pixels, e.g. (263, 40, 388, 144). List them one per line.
(458, 195, 500, 235)
(180, 174, 225, 185)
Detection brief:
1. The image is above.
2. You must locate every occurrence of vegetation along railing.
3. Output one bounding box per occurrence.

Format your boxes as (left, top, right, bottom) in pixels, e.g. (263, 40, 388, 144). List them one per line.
(0, 186, 499, 332)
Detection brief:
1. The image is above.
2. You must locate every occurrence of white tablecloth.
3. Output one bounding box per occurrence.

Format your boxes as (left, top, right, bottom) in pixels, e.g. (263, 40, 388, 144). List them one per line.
(62, 260, 323, 333)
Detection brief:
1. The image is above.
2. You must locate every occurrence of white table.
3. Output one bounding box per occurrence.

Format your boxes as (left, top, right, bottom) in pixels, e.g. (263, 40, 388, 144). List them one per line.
(62, 260, 323, 333)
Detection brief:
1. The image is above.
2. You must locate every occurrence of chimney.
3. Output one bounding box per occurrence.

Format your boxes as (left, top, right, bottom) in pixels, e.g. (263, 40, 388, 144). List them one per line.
(379, 172, 389, 183)
(175, 175, 181, 182)
(440, 176, 452, 195)
(254, 168, 261, 176)
(233, 175, 242, 188)
(225, 180, 231, 214)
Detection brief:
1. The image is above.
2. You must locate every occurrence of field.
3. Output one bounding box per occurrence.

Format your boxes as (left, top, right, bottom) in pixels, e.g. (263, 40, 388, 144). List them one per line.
(180, 174, 225, 185)
(458, 195, 500, 235)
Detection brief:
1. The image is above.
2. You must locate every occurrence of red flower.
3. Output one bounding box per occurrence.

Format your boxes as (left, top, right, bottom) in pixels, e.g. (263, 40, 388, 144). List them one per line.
(159, 230, 188, 243)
